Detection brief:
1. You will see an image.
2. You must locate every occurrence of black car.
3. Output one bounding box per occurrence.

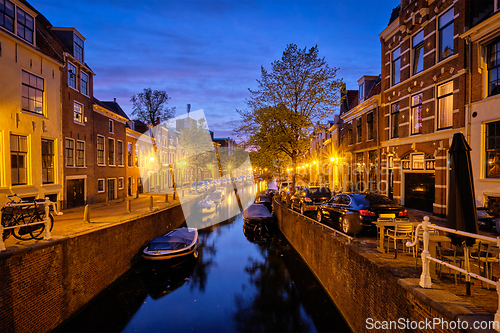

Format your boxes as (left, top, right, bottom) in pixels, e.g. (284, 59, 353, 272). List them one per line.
(290, 186, 331, 216)
(316, 193, 408, 235)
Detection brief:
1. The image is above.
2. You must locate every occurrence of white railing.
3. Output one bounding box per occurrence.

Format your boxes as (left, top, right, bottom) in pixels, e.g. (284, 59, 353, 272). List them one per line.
(0, 198, 63, 252)
(406, 216, 500, 332)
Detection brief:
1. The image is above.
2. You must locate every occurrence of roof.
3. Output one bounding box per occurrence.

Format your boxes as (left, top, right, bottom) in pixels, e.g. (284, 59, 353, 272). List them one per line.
(366, 75, 381, 99)
(388, 4, 400, 25)
(94, 98, 130, 120)
(346, 90, 359, 110)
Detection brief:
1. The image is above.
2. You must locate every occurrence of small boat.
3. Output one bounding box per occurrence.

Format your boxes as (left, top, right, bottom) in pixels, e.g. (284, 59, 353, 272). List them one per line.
(242, 203, 275, 233)
(197, 198, 217, 213)
(143, 227, 199, 261)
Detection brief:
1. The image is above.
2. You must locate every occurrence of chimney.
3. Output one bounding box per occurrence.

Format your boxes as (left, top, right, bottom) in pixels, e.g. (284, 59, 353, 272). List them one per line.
(114, 98, 116, 103)
(187, 104, 191, 114)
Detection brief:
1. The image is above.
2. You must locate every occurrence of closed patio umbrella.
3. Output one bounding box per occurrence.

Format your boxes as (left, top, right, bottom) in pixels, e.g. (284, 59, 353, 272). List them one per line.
(447, 132, 478, 296)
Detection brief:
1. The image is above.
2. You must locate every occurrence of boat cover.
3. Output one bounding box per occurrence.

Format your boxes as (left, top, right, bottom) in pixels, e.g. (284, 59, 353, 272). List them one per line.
(148, 228, 197, 251)
(243, 203, 273, 220)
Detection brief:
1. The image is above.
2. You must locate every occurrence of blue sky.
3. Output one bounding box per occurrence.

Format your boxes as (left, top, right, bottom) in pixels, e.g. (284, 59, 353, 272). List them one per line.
(30, 0, 399, 138)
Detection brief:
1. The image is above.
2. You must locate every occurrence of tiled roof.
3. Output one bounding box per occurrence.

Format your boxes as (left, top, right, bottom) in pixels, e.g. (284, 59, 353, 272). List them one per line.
(94, 98, 130, 120)
(346, 90, 359, 110)
(388, 4, 400, 25)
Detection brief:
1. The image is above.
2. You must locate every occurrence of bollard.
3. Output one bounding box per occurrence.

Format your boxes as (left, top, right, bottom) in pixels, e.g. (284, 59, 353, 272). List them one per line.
(165, 193, 169, 202)
(44, 197, 52, 240)
(419, 216, 432, 288)
(173, 192, 176, 200)
(83, 204, 90, 223)
(150, 196, 153, 211)
(126, 198, 131, 213)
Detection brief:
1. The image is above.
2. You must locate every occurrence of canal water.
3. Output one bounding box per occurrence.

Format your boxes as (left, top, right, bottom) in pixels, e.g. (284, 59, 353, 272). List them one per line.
(57, 182, 351, 333)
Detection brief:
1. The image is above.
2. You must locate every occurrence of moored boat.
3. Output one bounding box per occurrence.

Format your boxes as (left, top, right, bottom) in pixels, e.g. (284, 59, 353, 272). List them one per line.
(143, 227, 199, 261)
(242, 203, 275, 233)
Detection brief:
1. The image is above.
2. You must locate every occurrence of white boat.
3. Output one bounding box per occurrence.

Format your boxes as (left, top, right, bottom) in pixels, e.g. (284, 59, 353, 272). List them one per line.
(143, 227, 199, 261)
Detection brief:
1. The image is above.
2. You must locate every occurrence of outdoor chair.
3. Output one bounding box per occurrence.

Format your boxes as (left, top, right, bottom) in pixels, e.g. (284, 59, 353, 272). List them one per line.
(438, 244, 465, 286)
(386, 222, 415, 259)
(471, 241, 500, 289)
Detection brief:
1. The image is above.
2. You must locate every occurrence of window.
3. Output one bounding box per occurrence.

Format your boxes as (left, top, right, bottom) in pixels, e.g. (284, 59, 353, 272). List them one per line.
(356, 118, 362, 143)
(118, 177, 124, 189)
(368, 150, 378, 192)
(437, 81, 453, 129)
(486, 121, 500, 178)
(16, 7, 33, 43)
(391, 103, 399, 138)
(367, 112, 374, 140)
(74, 102, 83, 124)
(411, 93, 423, 135)
(10, 134, 27, 185)
(439, 8, 454, 61)
(117, 141, 123, 166)
(127, 143, 132, 167)
(135, 144, 138, 167)
(348, 122, 353, 145)
(141, 146, 145, 167)
(41, 139, 54, 184)
(76, 141, 85, 167)
(74, 34, 84, 62)
(108, 138, 115, 165)
(68, 63, 77, 89)
(97, 135, 104, 165)
(109, 120, 114, 133)
(392, 47, 401, 86)
(359, 83, 364, 101)
(0, 0, 14, 32)
(97, 179, 104, 193)
(413, 30, 424, 75)
(21, 71, 44, 114)
(488, 37, 500, 96)
(65, 138, 74, 166)
(80, 72, 88, 96)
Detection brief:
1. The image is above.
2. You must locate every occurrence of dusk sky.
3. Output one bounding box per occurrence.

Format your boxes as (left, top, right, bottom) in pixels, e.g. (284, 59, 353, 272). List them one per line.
(30, 0, 399, 139)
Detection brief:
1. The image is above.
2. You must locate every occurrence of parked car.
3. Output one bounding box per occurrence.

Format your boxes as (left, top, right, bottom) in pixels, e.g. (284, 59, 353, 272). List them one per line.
(190, 181, 206, 194)
(477, 207, 494, 230)
(316, 193, 408, 235)
(291, 186, 332, 216)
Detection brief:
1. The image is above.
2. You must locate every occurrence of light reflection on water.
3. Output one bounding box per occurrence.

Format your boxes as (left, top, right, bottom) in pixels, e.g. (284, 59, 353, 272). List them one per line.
(56, 181, 351, 333)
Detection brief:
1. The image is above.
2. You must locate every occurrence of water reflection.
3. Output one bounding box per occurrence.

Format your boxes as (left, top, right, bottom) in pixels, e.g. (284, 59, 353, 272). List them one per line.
(57, 182, 350, 333)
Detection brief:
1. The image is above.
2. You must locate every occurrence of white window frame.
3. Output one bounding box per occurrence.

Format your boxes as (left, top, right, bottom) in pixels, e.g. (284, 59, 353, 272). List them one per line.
(117, 140, 124, 166)
(74, 101, 84, 125)
(68, 61, 78, 91)
(97, 135, 105, 166)
(108, 137, 115, 166)
(118, 177, 124, 189)
(127, 142, 133, 167)
(97, 178, 105, 193)
(412, 29, 424, 75)
(65, 138, 75, 167)
(109, 119, 114, 134)
(80, 71, 88, 97)
(392, 47, 401, 86)
(436, 81, 453, 130)
(438, 7, 454, 62)
(76, 140, 85, 167)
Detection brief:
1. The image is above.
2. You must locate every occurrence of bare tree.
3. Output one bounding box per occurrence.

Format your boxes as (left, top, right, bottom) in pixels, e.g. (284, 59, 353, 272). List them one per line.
(130, 88, 176, 125)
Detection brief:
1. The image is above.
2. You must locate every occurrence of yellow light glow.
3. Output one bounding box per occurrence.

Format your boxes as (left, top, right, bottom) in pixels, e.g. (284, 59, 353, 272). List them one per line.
(183, 161, 186, 165)
(313, 161, 317, 165)
(150, 157, 155, 162)
(330, 157, 334, 162)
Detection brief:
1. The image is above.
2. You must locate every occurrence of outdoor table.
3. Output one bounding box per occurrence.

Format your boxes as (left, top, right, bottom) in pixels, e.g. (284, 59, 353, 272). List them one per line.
(373, 220, 420, 254)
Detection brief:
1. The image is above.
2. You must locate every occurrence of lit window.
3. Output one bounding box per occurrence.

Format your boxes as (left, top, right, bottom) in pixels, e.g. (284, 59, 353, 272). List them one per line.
(439, 8, 454, 61)
(0, 0, 14, 32)
(413, 30, 424, 75)
(411, 93, 423, 135)
(348, 122, 353, 145)
(21, 70, 43, 114)
(74, 102, 83, 124)
(392, 47, 401, 86)
(135, 144, 138, 167)
(68, 63, 77, 89)
(127, 143, 132, 167)
(118, 177, 124, 189)
(366, 112, 374, 141)
(10, 134, 27, 185)
(41, 139, 54, 184)
(437, 81, 453, 129)
(16, 7, 33, 43)
(108, 138, 115, 165)
(391, 103, 399, 139)
(488, 37, 500, 96)
(486, 121, 500, 178)
(356, 118, 362, 143)
(97, 179, 104, 192)
(97, 136, 104, 165)
(81, 72, 88, 96)
(65, 138, 74, 167)
(74, 34, 84, 62)
(76, 141, 85, 167)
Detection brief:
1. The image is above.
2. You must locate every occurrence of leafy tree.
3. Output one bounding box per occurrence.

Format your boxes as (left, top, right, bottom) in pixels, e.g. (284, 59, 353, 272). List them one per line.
(234, 44, 344, 189)
(130, 88, 176, 125)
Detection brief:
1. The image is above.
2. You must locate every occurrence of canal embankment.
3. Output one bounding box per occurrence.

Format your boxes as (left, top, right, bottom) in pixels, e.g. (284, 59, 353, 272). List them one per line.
(274, 199, 496, 333)
(0, 194, 199, 333)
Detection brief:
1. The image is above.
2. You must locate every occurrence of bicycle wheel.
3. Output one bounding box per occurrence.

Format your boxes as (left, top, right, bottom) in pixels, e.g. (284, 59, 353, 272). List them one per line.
(28, 214, 46, 240)
(12, 213, 35, 241)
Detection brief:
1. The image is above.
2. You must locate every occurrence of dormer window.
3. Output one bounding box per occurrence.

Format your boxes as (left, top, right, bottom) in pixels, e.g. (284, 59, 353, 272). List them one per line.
(359, 83, 365, 101)
(0, 0, 14, 32)
(16, 7, 33, 43)
(74, 34, 84, 62)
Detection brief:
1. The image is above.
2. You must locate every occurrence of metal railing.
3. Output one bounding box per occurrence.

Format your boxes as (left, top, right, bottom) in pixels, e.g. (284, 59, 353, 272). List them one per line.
(406, 216, 500, 332)
(0, 197, 62, 252)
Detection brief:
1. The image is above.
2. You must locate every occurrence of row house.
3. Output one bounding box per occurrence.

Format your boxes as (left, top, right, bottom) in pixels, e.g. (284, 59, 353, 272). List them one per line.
(307, 121, 335, 186)
(461, 1, 500, 215)
(378, 0, 468, 216)
(0, 0, 63, 204)
(338, 76, 381, 194)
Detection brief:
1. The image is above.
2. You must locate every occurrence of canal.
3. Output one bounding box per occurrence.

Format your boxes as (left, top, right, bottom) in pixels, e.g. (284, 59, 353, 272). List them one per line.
(56, 182, 351, 332)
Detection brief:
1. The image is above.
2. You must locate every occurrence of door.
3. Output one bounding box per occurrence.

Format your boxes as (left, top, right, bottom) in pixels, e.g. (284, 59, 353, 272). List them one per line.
(67, 179, 85, 209)
(108, 179, 116, 201)
(137, 177, 143, 194)
(128, 177, 132, 196)
(404, 173, 435, 213)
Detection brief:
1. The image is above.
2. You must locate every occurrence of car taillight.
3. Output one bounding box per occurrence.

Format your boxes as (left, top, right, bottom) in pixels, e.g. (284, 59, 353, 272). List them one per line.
(359, 210, 376, 217)
(304, 197, 312, 202)
(398, 209, 408, 217)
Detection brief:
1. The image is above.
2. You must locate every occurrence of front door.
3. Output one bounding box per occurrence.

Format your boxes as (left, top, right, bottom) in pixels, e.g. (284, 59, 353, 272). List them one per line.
(137, 177, 143, 194)
(108, 179, 116, 201)
(67, 179, 85, 209)
(404, 173, 435, 213)
(128, 177, 132, 196)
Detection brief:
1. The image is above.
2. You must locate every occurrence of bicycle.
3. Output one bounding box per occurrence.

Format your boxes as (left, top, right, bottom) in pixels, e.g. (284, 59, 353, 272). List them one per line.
(1, 195, 55, 241)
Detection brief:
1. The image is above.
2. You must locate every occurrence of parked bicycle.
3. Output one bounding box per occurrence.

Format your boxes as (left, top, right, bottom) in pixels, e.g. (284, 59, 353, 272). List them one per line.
(1, 194, 55, 241)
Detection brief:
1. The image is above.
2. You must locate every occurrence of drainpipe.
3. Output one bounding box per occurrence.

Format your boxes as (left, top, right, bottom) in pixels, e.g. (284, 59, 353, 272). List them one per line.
(466, 36, 472, 144)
